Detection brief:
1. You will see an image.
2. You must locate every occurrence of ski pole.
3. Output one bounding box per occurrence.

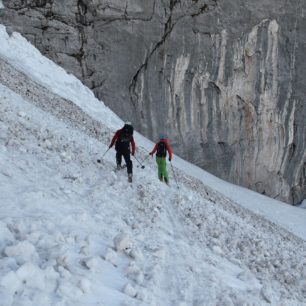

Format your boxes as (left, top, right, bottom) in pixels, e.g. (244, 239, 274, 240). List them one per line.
(133, 155, 145, 169)
(97, 147, 111, 163)
(141, 154, 151, 164)
(170, 161, 179, 189)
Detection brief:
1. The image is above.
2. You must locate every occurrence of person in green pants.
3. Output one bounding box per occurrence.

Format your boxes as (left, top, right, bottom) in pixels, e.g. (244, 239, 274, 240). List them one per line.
(149, 135, 173, 184)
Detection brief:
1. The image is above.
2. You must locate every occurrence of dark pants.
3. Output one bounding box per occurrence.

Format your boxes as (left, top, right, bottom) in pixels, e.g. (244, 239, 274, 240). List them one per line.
(116, 150, 133, 174)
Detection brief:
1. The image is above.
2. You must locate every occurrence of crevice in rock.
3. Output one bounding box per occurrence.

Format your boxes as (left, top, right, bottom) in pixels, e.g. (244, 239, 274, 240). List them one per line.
(191, 4, 209, 17)
(128, 0, 218, 108)
(76, 0, 94, 25)
(208, 81, 221, 94)
(128, 0, 181, 108)
(191, 0, 218, 18)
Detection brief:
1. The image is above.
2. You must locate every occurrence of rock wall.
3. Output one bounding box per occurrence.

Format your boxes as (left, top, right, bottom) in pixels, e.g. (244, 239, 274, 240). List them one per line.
(1, 0, 305, 204)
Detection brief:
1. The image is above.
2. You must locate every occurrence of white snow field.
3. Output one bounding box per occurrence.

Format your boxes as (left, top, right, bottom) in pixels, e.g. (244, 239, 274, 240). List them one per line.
(0, 25, 306, 306)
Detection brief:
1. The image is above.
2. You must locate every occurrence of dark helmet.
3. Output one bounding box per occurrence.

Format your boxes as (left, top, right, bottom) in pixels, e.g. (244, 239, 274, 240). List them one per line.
(122, 121, 134, 135)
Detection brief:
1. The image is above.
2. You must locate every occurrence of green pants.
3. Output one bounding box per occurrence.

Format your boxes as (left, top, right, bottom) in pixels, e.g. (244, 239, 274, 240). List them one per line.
(156, 157, 169, 183)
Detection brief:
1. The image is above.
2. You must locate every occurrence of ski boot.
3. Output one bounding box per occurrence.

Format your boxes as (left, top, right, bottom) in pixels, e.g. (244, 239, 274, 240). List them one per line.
(128, 173, 133, 183)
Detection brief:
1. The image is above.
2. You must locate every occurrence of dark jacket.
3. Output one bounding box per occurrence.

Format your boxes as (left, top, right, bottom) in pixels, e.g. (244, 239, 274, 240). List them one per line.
(110, 129, 136, 155)
(150, 139, 172, 161)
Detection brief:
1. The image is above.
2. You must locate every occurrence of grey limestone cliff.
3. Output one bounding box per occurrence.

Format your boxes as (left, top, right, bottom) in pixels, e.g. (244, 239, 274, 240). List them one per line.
(1, 0, 305, 204)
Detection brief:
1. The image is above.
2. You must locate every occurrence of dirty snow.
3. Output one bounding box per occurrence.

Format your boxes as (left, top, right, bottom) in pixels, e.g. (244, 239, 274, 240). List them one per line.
(1, 25, 306, 306)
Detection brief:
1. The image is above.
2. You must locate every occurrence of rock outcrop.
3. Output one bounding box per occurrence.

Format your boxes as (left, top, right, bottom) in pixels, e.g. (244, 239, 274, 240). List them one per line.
(1, 0, 305, 204)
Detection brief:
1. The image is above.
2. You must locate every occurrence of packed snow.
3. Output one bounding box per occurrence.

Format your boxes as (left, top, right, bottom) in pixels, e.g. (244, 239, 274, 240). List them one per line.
(1, 25, 306, 306)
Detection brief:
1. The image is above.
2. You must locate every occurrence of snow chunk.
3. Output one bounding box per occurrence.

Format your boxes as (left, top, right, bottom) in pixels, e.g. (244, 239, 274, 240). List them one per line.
(123, 283, 137, 298)
(17, 111, 27, 118)
(58, 279, 83, 299)
(0, 291, 13, 306)
(0, 221, 14, 244)
(16, 263, 45, 290)
(44, 266, 60, 292)
(153, 248, 166, 259)
(104, 248, 119, 266)
(84, 256, 103, 272)
(0, 257, 18, 274)
(0, 271, 22, 294)
(114, 233, 132, 252)
(4, 241, 38, 264)
(56, 251, 76, 271)
(126, 246, 144, 261)
(78, 278, 91, 294)
(212, 245, 223, 255)
(261, 285, 273, 303)
(113, 233, 143, 260)
(43, 139, 53, 149)
(126, 262, 144, 284)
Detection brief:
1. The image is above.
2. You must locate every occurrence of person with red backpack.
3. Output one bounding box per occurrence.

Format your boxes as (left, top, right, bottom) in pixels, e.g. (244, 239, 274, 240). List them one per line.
(109, 122, 135, 182)
(149, 134, 172, 184)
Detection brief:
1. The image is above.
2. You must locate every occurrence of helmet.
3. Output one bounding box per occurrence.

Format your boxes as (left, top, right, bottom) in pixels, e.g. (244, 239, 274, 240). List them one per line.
(159, 134, 167, 140)
(124, 121, 132, 126)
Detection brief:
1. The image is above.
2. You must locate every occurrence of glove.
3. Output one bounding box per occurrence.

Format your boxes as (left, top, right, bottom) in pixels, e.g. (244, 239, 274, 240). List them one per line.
(132, 152, 135, 156)
(168, 158, 171, 162)
(109, 144, 112, 149)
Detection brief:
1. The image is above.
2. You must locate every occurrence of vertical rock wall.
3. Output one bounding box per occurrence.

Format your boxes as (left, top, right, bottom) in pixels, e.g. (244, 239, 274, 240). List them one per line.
(1, 0, 305, 204)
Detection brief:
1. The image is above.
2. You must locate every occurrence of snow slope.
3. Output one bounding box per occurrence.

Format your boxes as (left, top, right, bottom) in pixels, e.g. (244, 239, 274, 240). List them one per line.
(1, 25, 306, 305)
(0, 25, 305, 242)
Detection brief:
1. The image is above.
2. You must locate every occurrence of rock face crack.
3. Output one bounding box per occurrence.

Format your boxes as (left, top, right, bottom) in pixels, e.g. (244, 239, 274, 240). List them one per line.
(129, 9, 178, 107)
(129, 0, 217, 108)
